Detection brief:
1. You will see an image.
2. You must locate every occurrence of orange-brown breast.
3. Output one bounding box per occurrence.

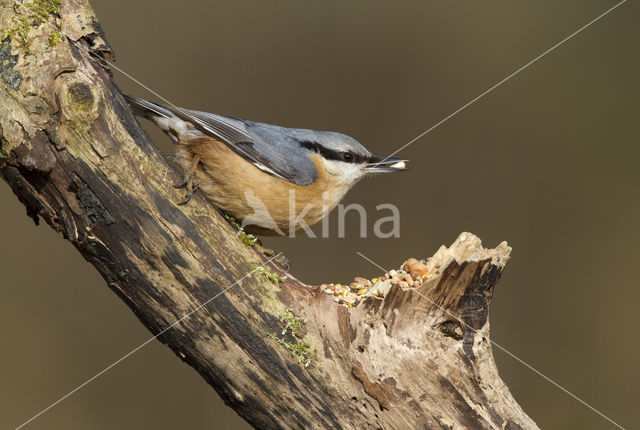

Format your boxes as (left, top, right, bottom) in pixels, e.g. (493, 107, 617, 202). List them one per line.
(175, 135, 349, 235)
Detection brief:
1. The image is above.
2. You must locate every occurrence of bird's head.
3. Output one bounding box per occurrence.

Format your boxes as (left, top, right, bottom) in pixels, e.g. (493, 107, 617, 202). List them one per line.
(297, 132, 408, 187)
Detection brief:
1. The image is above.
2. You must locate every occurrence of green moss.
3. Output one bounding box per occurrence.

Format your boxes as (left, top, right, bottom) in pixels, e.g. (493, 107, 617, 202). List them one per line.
(278, 307, 306, 334)
(30, 0, 61, 23)
(254, 265, 284, 285)
(240, 231, 258, 247)
(15, 17, 31, 45)
(268, 307, 317, 368)
(268, 333, 317, 368)
(223, 213, 257, 246)
(48, 30, 62, 47)
(1, 0, 62, 54)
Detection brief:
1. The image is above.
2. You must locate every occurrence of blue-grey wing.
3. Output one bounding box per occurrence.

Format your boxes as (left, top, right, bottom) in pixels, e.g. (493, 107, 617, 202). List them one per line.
(180, 109, 318, 186)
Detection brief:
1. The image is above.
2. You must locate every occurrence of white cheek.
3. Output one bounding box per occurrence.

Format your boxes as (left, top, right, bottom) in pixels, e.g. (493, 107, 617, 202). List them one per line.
(322, 159, 364, 185)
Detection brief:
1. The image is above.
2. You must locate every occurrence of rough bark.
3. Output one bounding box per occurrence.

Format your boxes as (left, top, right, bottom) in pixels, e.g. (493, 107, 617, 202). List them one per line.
(0, 2, 538, 429)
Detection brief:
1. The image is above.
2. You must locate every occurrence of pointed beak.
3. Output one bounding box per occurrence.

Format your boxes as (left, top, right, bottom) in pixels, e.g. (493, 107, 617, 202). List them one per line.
(366, 156, 409, 173)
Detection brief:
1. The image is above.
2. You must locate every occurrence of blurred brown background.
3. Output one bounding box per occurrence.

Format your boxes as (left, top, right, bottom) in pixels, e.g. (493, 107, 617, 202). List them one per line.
(2, 0, 638, 429)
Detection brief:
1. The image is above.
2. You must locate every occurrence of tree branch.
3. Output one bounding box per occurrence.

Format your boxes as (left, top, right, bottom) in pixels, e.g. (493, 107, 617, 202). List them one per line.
(0, 2, 538, 429)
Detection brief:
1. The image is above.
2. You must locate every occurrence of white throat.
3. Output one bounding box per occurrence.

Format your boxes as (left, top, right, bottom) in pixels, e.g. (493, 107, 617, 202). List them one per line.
(322, 159, 366, 186)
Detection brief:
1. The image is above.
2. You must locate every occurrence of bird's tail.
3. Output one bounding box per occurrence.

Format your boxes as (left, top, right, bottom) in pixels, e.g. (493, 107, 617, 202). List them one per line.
(124, 94, 176, 121)
(124, 94, 201, 144)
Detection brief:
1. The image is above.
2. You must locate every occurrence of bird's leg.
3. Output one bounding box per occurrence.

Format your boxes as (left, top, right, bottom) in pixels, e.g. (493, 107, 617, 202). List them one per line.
(174, 155, 200, 188)
(175, 155, 200, 205)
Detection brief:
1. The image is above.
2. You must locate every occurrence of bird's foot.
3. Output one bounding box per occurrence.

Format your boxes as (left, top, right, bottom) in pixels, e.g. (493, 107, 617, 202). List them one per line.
(174, 155, 200, 205)
(178, 180, 200, 205)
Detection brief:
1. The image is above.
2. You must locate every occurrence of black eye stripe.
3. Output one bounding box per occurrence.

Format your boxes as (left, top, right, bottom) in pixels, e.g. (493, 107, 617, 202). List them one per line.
(298, 140, 319, 152)
(297, 140, 369, 164)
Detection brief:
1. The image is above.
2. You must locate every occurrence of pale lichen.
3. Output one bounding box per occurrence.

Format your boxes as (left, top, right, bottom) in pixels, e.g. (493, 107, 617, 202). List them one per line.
(0, 40, 22, 90)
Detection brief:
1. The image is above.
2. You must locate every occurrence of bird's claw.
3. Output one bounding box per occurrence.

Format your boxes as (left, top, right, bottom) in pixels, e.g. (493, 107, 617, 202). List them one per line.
(173, 178, 188, 189)
(175, 156, 200, 205)
(178, 180, 199, 205)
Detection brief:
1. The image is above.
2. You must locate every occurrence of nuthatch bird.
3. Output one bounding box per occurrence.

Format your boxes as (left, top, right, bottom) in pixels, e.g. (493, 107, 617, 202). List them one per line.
(125, 94, 408, 235)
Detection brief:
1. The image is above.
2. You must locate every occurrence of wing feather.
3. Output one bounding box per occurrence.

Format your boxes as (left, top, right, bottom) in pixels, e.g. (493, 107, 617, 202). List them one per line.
(166, 108, 295, 182)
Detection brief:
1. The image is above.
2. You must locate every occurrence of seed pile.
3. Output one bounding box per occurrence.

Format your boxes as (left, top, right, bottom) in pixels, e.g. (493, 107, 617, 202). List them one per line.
(321, 258, 437, 308)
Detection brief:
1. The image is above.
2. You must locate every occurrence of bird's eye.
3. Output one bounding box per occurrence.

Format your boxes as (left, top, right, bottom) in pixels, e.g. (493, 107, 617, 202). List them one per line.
(342, 152, 354, 162)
